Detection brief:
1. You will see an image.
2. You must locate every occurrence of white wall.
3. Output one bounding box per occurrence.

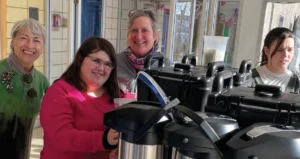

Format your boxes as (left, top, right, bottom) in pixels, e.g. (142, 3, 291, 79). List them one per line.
(232, 0, 266, 68)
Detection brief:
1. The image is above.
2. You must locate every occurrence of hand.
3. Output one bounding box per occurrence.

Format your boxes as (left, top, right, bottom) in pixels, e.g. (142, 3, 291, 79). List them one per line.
(107, 128, 119, 146)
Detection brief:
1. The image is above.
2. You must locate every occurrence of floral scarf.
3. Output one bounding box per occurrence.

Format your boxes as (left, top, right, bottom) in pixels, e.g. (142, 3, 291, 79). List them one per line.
(124, 47, 155, 70)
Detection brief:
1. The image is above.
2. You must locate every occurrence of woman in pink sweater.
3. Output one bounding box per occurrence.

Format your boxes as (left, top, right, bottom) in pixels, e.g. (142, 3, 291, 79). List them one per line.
(40, 36, 121, 159)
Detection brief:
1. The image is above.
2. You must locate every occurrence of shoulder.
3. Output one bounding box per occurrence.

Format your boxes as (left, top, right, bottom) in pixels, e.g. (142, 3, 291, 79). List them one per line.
(291, 70, 300, 83)
(116, 51, 126, 61)
(151, 52, 174, 67)
(34, 69, 49, 82)
(34, 69, 50, 90)
(251, 67, 260, 77)
(49, 79, 74, 91)
(44, 79, 81, 99)
(116, 51, 133, 71)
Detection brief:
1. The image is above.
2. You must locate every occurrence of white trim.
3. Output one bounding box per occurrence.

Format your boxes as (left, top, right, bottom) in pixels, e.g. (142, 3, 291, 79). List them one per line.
(232, 0, 244, 67)
(188, 0, 196, 55)
(197, 0, 210, 65)
(255, 0, 268, 67)
(101, 0, 106, 38)
(116, 0, 122, 52)
(69, 0, 75, 63)
(76, 0, 82, 47)
(166, 0, 176, 61)
(266, 0, 300, 3)
(45, 0, 50, 79)
(207, 0, 217, 36)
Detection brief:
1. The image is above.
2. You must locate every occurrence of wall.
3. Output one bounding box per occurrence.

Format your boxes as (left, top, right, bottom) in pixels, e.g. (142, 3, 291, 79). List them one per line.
(232, 0, 265, 68)
(49, 0, 70, 83)
(105, 0, 119, 51)
(120, 0, 137, 51)
(6, 0, 45, 73)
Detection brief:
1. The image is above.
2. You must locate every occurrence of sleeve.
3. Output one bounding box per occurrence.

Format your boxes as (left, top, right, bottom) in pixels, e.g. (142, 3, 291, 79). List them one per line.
(40, 81, 108, 153)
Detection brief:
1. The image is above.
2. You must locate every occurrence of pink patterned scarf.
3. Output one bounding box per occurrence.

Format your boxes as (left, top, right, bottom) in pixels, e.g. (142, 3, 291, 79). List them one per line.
(124, 47, 155, 70)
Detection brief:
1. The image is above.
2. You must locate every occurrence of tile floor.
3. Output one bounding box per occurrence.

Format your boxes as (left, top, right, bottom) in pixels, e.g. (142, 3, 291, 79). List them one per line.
(30, 127, 43, 159)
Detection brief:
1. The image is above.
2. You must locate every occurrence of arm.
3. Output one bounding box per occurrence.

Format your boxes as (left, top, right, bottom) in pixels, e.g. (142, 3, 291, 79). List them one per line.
(40, 81, 115, 153)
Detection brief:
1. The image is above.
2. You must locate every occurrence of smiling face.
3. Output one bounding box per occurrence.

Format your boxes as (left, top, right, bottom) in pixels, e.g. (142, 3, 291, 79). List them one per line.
(80, 50, 113, 91)
(127, 16, 158, 58)
(11, 27, 44, 70)
(265, 37, 294, 73)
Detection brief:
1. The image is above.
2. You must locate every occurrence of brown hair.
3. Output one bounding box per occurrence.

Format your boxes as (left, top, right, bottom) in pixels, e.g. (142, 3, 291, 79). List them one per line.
(60, 36, 121, 103)
(127, 9, 159, 50)
(260, 27, 295, 66)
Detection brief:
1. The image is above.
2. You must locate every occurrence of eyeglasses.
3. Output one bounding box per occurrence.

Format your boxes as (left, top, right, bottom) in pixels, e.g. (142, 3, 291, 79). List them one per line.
(128, 9, 156, 19)
(22, 74, 37, 99)
(87, 55, 114, 71)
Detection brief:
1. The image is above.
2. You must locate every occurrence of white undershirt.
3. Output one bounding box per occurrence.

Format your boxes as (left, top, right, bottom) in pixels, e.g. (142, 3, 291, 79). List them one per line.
(256, 65, 292, 91)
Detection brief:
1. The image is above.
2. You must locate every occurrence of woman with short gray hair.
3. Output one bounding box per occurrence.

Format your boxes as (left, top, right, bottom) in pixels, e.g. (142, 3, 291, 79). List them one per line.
(0, 18, 49, 159)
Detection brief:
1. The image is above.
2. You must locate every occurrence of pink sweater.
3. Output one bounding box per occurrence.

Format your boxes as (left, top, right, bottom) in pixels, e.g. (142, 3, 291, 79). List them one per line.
(40, 79, 115, 159)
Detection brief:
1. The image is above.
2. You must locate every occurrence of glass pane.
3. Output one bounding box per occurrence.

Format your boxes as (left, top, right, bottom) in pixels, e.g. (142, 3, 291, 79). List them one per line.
(173, 1, 193, 62)
(262, 2, 300, 71)
(215, 1, 239, 66)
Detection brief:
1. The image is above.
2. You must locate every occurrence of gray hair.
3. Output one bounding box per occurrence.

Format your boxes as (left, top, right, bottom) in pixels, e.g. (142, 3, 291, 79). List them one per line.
(127, 9, 159, 50)
(11, 18, 47, 43)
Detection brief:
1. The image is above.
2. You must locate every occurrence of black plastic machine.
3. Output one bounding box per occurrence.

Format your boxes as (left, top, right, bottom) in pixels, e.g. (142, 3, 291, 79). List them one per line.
(137, 54, 252, 112)
(104, 70, 300, 159)
(104, 100, 300, 159)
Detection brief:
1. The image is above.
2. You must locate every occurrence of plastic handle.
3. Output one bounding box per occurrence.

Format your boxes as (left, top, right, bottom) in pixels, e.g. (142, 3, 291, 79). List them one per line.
(212, 70, 234, 94)
(206, 61, 225, 78)
(132, 98, 180, 142)
(254, 84, 282, 97)
(238, 60, 252, 74)
(174, 63, 192, 72)
(137, 71, 170, 107)
(144, 53, 165, 70)
(181, 54, 196, 66)
(173, 105, 222, 156)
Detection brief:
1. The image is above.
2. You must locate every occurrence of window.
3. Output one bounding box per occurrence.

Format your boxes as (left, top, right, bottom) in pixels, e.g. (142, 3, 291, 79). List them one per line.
(278, 15, 284, 27)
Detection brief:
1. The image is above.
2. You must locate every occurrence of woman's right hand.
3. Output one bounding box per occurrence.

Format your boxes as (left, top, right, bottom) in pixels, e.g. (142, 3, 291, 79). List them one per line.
(107, 128, 119, 145)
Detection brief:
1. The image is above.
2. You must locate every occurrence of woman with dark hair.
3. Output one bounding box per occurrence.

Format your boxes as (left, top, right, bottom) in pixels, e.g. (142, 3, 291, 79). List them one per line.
(40, 36, 120, 159)
(252, 27, 300, 92)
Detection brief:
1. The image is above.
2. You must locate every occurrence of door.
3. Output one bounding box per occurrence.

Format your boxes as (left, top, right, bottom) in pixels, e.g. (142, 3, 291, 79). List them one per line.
(81, 0, 102, 43)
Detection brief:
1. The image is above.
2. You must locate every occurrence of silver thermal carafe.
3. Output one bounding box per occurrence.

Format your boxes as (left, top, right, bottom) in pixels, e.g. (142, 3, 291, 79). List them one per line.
(104, 101, 170, 159)
(164, 105, 239, 159)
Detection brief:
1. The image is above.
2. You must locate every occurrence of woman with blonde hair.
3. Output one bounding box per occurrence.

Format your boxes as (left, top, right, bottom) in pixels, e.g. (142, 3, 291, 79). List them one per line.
(117, 9, 173, 98)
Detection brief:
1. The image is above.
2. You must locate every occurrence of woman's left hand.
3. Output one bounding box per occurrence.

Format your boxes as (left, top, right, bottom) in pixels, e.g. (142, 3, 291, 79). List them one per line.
(107, 128, 119, 146)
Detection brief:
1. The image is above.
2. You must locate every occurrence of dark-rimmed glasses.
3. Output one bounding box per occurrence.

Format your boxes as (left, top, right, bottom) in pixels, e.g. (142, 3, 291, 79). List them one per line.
(22, 74, 37, 99)
(86, 55, 114, 71)
(128, 9, 156, 19)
